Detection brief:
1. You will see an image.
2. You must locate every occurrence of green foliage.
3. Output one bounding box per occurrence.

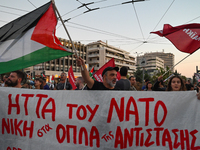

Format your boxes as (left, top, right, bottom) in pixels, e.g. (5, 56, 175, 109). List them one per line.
(133, 67, 151, 83)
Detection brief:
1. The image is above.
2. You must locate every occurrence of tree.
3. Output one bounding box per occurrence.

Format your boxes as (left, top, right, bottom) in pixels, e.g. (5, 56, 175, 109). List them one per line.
(134, 67, 143, 83)
(133, 67, 151, 83)
(151, 66, 173, 82)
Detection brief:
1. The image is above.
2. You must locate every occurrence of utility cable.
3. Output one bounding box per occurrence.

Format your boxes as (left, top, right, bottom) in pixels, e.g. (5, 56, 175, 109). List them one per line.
(0, 10, 21, 16)
(66, 21, 142, 42)
(146, 0, 176, 41)
(0, 5, 29, 12)
(64, 0, 146, 21)
(132, 3, 145, 41)
(27, 0, 37, 8)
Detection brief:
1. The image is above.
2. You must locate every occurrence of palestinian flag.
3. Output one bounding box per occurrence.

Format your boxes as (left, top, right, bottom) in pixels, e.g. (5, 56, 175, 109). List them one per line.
(0, 2, 73, 74)
(89, 66, 95, 80)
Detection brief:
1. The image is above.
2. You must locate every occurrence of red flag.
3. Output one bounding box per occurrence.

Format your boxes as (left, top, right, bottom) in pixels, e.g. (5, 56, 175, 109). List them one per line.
(151, 23, 200, 54)
(68, 66, 76, 90)
(93, 58, 120, 82)
(51, 75, 54, 80)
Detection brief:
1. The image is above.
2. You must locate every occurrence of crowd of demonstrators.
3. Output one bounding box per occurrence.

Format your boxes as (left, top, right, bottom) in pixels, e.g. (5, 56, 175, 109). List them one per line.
(115, 66, 130, 90)
(1, 63, 200, 100)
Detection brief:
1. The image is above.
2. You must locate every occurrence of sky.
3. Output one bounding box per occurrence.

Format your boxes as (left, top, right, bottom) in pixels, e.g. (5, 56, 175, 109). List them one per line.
(0, 0, 200, 78)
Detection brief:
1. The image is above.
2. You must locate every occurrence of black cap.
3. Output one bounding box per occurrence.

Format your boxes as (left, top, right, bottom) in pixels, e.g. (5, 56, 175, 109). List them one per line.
(102, 67, 119, 76)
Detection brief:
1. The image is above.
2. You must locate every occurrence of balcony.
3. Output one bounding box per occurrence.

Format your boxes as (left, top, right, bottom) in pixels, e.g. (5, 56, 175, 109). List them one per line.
(88, 53, 99, 58)
(106, 54, 124, 60)
(88, 60, 99, 64)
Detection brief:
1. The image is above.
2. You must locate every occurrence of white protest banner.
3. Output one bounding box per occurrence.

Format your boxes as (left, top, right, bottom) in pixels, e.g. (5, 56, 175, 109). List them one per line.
(0, 87, 200, 150)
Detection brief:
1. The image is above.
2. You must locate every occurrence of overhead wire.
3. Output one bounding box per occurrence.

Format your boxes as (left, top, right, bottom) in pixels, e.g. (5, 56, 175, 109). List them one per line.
(0, 10, 21, 16)
(27, 0, 37, 8)
(61, 0, 109, 18)
(132, 3, 145, 41)
(146, 0, 176, 41)
(0, 5, 29, 12)
(186, 16, 200, 23)
(0, 0, 177, 50)
(66, 21, 142, 42)
(63, 0, 146, 21)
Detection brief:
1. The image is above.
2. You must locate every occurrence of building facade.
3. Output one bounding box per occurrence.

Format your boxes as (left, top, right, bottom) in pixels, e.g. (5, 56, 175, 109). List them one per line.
(136, 51, 174, 76)
(142, 51, 174, 70)
(86, 40, 136, 75)
(137, 55, 164, 76)
(25, 39, 137, 81)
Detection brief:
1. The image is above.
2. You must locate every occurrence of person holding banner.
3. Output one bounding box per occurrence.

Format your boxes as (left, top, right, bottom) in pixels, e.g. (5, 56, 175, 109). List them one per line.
(5, 70, 26, 88)
(76, 56, 119, 90)
(166, 75, 186, 91)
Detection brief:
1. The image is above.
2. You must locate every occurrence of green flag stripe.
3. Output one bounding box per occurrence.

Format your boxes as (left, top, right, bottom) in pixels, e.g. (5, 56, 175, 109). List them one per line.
(0, 47, 72, 74)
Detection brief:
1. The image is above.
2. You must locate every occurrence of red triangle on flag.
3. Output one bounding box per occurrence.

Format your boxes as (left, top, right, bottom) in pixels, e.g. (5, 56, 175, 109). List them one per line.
(31, 3, 66, 51)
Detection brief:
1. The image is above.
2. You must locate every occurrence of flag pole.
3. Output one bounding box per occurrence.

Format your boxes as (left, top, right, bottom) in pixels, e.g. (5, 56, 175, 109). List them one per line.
(162, 53, 191, 77)
(51, 0, 78, 56)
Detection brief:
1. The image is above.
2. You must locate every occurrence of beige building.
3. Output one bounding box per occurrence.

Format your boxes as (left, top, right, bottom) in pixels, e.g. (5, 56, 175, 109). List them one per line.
(136, 51, 174, 76)
(86, 40, 136, 75)
(137, 56, 164, 76)
(142, 51, 174, 70)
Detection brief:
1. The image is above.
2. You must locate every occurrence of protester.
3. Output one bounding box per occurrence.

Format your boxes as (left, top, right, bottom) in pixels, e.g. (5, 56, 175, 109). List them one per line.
(166, 75, 186, 91)
(5, 70, 25, 88)
(34, 78, 44, 89)
(185, 79, 193, 91)
(55, 72, 72, 90)
(76, 56, 119, 90)
(115, 66, 130, 90)
(1, 75, 8, 87)
(75, 76, 87, 90)
(41, 77, 50, 90)
(129, 76, 137, 91)
(145, 82, 153, 91)
(141, 79, 149, 90)
(153, 76, 166, 91)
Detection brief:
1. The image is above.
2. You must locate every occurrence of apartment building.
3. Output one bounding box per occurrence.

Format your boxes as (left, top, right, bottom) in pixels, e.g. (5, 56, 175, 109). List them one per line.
(137, 55, 164, 76)
(136, 51, 174, 76)
(86, 40, 136, 75)
(142, 51, 174, 70)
